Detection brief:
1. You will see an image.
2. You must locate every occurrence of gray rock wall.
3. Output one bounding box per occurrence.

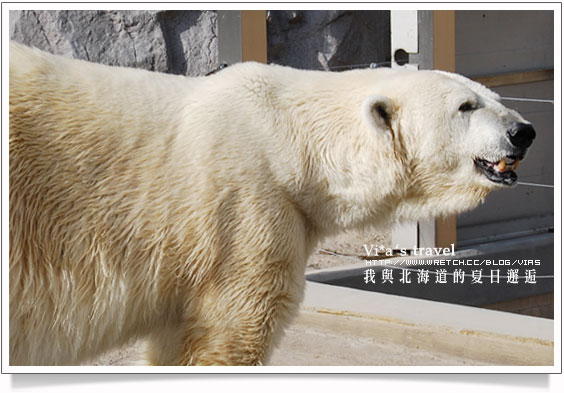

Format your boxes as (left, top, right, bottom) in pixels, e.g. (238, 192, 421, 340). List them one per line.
(267, 11, 391, 70)
(11, 10, 390, 75)
(9, 10, 219, 76)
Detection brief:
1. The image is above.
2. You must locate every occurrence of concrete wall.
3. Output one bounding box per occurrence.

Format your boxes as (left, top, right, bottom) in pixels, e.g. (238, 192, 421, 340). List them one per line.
(455, 10, 554, 77)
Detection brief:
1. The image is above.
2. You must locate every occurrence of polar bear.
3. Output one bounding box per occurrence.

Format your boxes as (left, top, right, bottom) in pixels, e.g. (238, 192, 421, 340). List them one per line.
(9, 42, 535, 366)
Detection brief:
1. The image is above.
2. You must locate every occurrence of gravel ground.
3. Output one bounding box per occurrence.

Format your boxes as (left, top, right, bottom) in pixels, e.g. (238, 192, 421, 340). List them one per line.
(307, 228, 390, 271)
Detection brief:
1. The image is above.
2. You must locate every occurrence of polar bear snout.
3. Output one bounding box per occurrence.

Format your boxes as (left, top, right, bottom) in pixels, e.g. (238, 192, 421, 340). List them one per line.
(472, 121, 535, 187)
(507, 122, 536, 149)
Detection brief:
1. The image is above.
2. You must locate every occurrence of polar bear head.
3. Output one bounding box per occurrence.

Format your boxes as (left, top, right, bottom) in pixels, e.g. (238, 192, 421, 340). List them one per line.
(356, 69, 535, 224)
(220, 64, 536, 233)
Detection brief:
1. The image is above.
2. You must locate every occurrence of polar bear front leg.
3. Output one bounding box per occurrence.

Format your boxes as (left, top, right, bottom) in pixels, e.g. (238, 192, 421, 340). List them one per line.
(147, 258, 304, 366)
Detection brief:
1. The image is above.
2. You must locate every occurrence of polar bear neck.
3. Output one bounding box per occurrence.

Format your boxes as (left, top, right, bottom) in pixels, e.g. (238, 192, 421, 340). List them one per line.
(204, 64, 411, 237)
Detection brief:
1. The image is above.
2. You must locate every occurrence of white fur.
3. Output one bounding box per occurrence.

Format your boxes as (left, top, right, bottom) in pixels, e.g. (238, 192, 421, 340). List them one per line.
(9, 42, 530, 365)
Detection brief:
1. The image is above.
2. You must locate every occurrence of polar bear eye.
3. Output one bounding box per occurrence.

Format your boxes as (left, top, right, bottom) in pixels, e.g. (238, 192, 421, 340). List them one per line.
(458, 102, 476, 112)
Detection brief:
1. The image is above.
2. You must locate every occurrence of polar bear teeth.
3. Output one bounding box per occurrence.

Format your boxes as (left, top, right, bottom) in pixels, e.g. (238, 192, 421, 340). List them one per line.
(488, 157, 520, 173)
(475, 157, 519, 185)
(495, 158, 506, 172)
(499, 157, 519, 173)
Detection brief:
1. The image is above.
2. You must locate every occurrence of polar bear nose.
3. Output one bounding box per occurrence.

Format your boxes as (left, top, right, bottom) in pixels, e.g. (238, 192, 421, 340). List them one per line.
(507, 123, 536, 148)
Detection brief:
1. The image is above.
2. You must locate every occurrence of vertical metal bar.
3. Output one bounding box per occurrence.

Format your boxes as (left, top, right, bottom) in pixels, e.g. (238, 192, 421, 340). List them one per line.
(390, 10, 458, 251)
(418, 219, 437, 249)
(433, 10, 457, 249)
(217, 11, 243, 64)
(415, 10, 438, 250)
(391, 222, 419, 250)
(390, 11, 422, 250)
(411, 10, 434, 69)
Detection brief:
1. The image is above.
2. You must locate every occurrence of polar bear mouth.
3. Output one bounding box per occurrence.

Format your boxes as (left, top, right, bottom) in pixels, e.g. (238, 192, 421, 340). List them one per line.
(474, 157, 520, 185)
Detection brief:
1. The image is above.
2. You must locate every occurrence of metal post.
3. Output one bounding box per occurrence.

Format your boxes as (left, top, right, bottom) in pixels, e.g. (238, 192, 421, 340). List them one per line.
(390, 10, 457, 251)
(432, 10, 457, 249)
(217, 11, 243, 65)
(217, 10, 267, 65)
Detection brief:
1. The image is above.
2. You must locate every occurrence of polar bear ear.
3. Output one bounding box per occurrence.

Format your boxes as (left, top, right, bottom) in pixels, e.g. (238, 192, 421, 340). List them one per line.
(362, 95, 396, 141)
